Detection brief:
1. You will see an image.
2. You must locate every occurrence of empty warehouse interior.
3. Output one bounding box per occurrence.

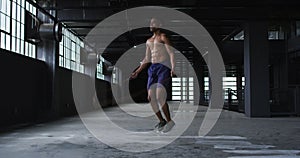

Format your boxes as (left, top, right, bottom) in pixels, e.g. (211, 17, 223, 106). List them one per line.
(0, 0, 300, 157)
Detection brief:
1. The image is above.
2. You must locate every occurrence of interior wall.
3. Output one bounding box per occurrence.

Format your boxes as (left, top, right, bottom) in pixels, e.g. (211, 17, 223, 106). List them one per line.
(0, 49, 49, 127)
(0, 49, 116, 128)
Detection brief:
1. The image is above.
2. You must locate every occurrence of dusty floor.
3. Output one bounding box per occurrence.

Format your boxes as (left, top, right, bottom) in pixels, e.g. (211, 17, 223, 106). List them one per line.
(0, 102, 300, 158)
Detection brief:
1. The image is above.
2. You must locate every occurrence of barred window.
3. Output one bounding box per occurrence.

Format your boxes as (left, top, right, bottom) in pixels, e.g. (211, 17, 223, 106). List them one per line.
(97, 56, 105, 80)
(0, 0, 36, 58)
(59, 27, 84, 73)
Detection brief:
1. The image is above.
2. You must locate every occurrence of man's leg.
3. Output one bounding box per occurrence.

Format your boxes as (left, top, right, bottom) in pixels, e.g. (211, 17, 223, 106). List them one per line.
(148, 88, 164, 122)
(156, 85, 175, 133)
(156, 87, 172, 122)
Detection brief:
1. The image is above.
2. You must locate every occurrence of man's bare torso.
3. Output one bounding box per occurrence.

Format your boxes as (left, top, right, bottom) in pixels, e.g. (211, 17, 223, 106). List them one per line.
(146, 34, 169, 64)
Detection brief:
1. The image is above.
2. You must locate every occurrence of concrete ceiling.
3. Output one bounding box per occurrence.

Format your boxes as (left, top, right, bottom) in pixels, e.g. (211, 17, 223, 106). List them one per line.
(39, 0, 300, 64)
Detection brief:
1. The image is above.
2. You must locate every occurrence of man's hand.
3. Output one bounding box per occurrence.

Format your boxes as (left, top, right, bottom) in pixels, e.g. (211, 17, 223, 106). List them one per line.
(171, 70, 176, 77)
(130, 71, 139, 79)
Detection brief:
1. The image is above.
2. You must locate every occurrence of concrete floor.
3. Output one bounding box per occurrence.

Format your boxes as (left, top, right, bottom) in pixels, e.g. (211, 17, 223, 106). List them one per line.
(0, 102, 300, 158)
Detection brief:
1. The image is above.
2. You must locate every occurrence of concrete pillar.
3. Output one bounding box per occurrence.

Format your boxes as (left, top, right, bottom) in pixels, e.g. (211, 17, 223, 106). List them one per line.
(186, 61, 190, 103)
(180, 61, 183, 102)
(37, 7, 60, 119)
(236, 66, 244, 112)
(244, 21, 270, 117)
(193, 64, 205, 105)
(191, 52, 204, 105)
(296, 86, 300, 115)
(199, 65, 205, 105)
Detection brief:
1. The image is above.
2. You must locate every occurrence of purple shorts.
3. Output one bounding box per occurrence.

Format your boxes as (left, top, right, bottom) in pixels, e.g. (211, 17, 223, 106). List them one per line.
(147, 63, 171, 90)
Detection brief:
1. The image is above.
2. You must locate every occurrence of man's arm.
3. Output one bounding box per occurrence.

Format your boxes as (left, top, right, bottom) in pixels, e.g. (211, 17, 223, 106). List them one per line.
(131, 44, 151, 79)
(161, 34, 176, 77)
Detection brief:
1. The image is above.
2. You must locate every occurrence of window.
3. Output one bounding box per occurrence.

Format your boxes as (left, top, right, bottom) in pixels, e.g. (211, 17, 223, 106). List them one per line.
(223, 77, 237, 100)
(59, 27, 84, 73)
(59, 30, 106, 78)
(268, 31, 280, 40)
(204, 77, 210, 101)
(0, 0, 11, 34)
(172, 77, 194, 102)
(96, 57, 104, 80)
(112, 67, 120, 84)
(0, 0, 11, 50)
(231, 28, 285, 41)
(268, 30, 284, 40)
(232, 31, 244, 40)
(0, 0, 36, 58)
(242, 77, 245, 87)
(204, 76, 242, 101)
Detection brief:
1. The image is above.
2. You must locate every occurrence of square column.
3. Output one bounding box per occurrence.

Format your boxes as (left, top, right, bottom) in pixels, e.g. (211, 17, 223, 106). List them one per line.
(236, 66, 244, 112)
(244, 21, 270, 117)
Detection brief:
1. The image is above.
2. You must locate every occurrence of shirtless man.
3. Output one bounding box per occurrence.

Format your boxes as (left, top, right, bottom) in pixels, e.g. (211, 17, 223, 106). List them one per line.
(131, 18, 175, 133)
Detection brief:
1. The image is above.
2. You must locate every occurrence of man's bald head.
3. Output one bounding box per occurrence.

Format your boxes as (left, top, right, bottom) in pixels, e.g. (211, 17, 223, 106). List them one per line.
(150, 18, 163, 32)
